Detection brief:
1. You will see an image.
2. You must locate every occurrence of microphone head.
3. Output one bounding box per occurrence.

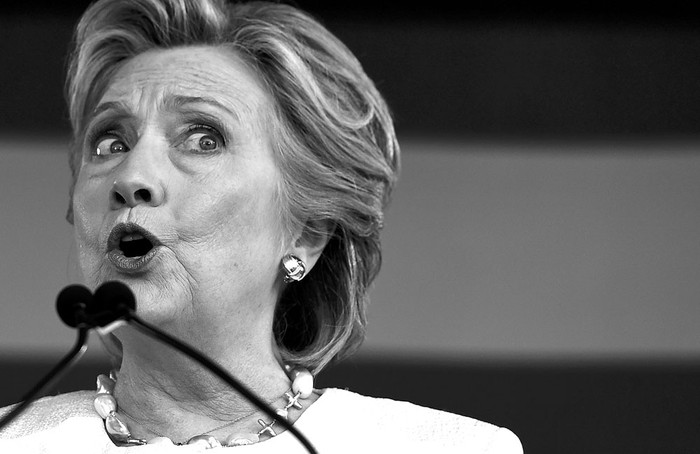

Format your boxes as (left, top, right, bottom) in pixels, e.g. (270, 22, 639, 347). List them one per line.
(56, 284, 93, 328)
(92, 280, 136, 326)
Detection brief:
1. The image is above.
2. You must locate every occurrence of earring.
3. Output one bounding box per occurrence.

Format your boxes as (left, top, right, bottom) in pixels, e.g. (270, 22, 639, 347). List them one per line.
(281, 254, 306, 283)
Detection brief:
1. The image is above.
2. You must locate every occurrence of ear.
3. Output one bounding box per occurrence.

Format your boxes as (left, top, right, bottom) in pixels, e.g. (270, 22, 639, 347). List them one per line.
(288, 220, 334, 275)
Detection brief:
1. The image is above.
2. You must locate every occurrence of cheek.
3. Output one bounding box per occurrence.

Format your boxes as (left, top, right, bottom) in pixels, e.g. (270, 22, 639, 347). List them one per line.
(72, 174, 105, 252)
(72, 202, 102, 285)
(176, 180, 286, 266)
(229, 184, 285, 246)
(183, 169, 283, 232)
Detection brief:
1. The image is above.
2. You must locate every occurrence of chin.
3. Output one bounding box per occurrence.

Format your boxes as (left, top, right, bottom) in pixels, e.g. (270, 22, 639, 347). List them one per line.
(95, 273, 181, 324)
(80, 258, 195, 328)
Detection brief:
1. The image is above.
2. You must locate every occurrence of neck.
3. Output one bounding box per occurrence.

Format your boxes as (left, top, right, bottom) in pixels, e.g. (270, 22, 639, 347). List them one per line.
(109, 325, 290, 442)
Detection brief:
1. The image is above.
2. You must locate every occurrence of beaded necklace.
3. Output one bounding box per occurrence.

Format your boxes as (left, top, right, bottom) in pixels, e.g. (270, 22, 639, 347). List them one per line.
(93, 366, 314, 448)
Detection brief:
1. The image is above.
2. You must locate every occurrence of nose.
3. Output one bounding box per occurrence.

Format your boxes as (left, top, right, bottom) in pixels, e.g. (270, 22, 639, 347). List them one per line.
(111, 182, 161, 207)
(109, 146, 165, 210)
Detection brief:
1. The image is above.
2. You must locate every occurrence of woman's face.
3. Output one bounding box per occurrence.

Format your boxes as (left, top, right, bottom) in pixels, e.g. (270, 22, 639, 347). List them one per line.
(73, 46, 289, 340)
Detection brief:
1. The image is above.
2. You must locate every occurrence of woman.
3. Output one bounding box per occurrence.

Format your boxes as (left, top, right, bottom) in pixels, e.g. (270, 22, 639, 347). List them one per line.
(0, 0, 522, 452)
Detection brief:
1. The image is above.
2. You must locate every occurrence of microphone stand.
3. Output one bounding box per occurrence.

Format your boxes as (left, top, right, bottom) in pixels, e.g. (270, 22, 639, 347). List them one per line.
(0, 281, 317, 454)
(124, 311, 318, 454)
(0, 327, 89, 431)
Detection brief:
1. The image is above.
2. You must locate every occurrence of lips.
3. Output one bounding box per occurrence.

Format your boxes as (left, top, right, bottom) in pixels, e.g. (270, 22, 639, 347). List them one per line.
(106, 222, 162, 273)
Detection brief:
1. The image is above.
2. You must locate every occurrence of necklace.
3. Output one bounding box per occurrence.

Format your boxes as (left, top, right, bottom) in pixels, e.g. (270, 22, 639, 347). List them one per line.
(93, 365, 314, 448)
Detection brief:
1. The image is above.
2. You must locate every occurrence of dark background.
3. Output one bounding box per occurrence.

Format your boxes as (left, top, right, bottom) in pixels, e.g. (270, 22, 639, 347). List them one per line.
(2, 2, 700, 453)
(2, 1, 700, 139)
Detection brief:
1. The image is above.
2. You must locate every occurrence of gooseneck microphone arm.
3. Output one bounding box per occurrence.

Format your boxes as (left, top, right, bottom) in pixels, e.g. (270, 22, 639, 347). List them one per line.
(0, 329, 89, 432)
(0, 285, 96, 432)
(0, 284, 126, 430)
(93, 281, 317, 454)
(126, 315, 317, 453)
(0, 281, 317, 453)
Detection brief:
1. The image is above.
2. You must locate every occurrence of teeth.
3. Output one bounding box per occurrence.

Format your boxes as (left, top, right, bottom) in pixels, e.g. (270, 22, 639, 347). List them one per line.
(122, 233, 145, 242)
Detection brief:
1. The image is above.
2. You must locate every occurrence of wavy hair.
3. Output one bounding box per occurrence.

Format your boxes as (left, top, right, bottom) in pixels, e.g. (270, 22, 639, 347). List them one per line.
(66, 0, 400, 374)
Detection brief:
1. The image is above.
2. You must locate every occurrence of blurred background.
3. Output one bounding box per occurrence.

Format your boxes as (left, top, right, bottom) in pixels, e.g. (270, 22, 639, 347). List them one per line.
(2, 1, 700, 452)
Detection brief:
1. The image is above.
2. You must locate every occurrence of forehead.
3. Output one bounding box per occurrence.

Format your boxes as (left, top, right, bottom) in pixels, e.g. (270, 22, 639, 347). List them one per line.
(98, 45, 270, 119)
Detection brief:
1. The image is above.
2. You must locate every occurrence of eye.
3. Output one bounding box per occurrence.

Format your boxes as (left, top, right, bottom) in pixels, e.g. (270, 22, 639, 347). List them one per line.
(197, 134, 218, 151)
(94, 136, 130, 157)
(182, 125, 224, 154)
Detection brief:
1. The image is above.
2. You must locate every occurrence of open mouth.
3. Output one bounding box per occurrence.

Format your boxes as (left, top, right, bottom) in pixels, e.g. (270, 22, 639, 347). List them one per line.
(119, 233, 154, 258)
(107, 223, 161, 272)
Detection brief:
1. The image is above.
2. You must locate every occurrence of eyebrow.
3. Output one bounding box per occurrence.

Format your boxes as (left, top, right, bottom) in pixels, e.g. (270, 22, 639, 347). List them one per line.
(167, 95, 240, 121)
(91, 100, 130, 118)
(90, 95, 242, 123)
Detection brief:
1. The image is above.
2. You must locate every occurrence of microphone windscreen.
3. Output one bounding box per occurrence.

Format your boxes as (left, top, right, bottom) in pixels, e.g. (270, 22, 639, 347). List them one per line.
(56, 284, 93, 328)
(92, 281, 136, 325)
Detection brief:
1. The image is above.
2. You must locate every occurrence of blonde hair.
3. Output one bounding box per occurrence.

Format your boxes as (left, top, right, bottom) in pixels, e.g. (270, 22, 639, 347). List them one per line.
(66, 0, 400, 373)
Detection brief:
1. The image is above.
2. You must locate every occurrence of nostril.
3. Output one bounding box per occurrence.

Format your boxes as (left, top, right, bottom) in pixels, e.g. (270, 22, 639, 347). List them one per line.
(135, 189, 151, 203)
(111, 179, 160, 207)
(113, 192, 126, 205)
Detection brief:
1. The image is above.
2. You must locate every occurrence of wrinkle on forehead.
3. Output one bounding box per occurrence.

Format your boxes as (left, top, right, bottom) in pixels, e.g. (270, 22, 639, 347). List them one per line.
(97, 46, 269, 126)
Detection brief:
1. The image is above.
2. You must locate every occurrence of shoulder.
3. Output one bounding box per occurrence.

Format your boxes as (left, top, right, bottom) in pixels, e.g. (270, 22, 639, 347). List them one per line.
(0, 390, 96, 439)
(305, 388, 522, 453)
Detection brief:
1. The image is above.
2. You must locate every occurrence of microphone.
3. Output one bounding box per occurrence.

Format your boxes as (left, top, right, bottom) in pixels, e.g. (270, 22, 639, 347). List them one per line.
(92, 281, 317, 453)
(56, 284, 94, 327)
(91, 280, 135, 329)
(0, 285, 94, 431)
(1, 281, 317, 453)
